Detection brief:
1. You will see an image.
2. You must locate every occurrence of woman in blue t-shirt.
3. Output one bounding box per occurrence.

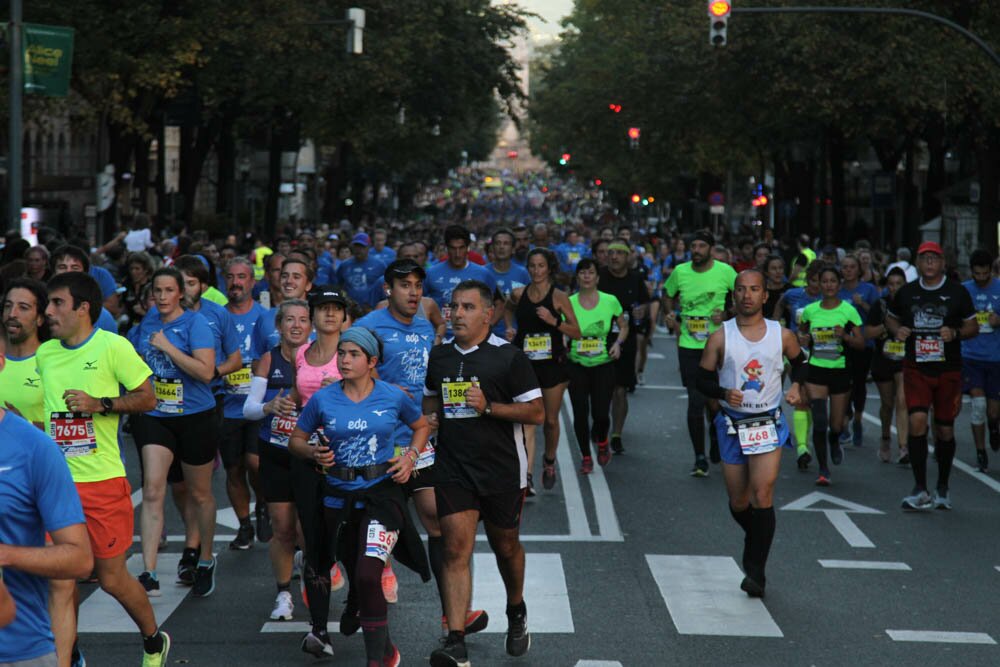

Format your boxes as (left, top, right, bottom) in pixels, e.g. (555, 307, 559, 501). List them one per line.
(130, 267, 220, 597)
(289, 327, 431, 664)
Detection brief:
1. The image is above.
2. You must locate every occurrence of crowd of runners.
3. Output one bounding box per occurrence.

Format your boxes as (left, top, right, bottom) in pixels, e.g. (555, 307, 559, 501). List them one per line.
(0, 171, 996, 666)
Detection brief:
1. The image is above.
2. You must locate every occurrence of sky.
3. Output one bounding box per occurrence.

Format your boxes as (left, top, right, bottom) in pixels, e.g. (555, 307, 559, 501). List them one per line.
(517, 0, 574, 40)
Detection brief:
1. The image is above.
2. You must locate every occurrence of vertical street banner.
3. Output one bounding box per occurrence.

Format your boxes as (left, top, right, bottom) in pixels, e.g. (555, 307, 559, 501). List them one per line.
(23, 23, 75, 97)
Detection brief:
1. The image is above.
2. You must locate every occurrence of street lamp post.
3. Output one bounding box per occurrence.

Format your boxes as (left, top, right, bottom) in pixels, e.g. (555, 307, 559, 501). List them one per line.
(7, 0, 23, 232)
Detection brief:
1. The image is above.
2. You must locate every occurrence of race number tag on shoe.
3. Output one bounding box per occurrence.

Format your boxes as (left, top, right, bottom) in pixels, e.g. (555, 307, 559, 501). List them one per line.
(686, 316, 710, 341)
(442, 379, 479, 419)
(577, 337, 605, 358)
(523, 333, 553, 361)
(225, 363, 253, 395)
(154, 377, 185, 414)
(884, 339, 905, 361)
(365, 520, 399, 563)
(50, 412, 97, 457)
(977, 311, 993, 333)
(737, 417, 779, 455)
(269, 410, 300, 448)
(915, 335, 944, 363)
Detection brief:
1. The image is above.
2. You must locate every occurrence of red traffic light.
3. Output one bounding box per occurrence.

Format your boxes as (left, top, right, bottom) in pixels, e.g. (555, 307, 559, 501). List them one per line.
(708, 1, 731, 17)
(594, 179, 603, 186)
(608, 103, 622, 113)
(507, 150, 518, 159)
(627, 127, 641, 140)
(752, 195, 769, 207)
(631, 194, 641, 203)
(561, 152, 571, 161)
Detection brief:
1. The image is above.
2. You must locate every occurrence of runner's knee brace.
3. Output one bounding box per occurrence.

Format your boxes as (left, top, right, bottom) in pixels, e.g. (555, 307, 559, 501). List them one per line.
(971, 395, 987, 426)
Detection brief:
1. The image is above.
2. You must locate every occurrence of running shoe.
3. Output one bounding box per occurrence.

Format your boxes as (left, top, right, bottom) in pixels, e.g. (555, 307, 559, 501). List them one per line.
(525, 473, 536, 498)
(611, 435, 624, 454)
(740, 575, 765, 598)
(542, 459, 556, 490)
(255, 504, 273, 543)
(301, 631, 334, 657)
(270, 590, 294, 621)
(977, 449, 989, 473)
(331, 563, 345, 591)
(292, 549, 303, 580)
(192, 558, 216, 598)
(839, 425, 852, 446)
(878, 438, 891, 463)
(579, 455, 594, 474)
(441, 609, 490, 635)
(229, 523, 254, 550)
(340, 602, 361, 636)
(815, 470, 831, 487)
(852, 420, 864, 447)
(796, 450, 812, 470)
(176, 547, 198, 585)
(597, 439, 611, 467)
(637, 371, 645, 386)
(430, 635, 469, 667)
(901, 489, 933, 511)
(138, 571, 160, 597)
(70, 646, 85, 667)
(505, 604, 530, 657)
(933, 489, 952, 510)
(141, 631, 170, 667)
(897, 448, 910, 466)
(381, 561, 398, 604)
(830, 439, 844, 465)
(709, 438, 721, 464)
(690, 455, 709, 477)
(383, 644, 401, 667)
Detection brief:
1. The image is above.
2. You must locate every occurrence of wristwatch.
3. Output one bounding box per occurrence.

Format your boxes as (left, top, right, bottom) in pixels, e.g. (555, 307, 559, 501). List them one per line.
(483, 401, 493, 416)
(100, 397, 114, 414)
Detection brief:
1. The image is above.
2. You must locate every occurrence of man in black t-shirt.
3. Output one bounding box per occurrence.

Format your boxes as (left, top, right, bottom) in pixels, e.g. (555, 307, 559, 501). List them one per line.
(423, 280, 543, 667)
(887, 241, 977, 511)
(599, 242, 651, 454)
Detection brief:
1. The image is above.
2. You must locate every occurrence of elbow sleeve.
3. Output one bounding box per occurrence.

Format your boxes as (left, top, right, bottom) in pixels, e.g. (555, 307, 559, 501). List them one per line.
(243, 376, 268, 421)
(695, 366, 727, 400)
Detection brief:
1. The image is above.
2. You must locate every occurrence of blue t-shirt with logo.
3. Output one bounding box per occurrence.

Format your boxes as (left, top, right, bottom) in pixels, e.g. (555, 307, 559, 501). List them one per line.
(354, 310, 434, 445)
(963, 278, 1000, 362)
(486, 262, 529, 338)
(783, 287, 821, 333)
(296, 380, 420, 501)
(0, 411, 86, 663)
(556, 242, 590, 273)
(89, 265, 118, 300)
(839, 282, 880, 348)
(425, 261, 497, 331)
(132, 309, 217, 417)
(148, 299, 240, 396)
(336, 257, 388, 307)
(223, 302, 272, 419)
(369, 246, 397, 266)
(250, 306, 281, 361)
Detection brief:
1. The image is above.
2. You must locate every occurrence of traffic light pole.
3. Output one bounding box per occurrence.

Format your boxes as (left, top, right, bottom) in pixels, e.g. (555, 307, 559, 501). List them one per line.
(7, 0, 23, 232)
(732, 6, 1000, 69)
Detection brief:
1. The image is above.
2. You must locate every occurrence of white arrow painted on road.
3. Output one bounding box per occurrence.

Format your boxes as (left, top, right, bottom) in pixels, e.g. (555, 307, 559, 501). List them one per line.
(780, 491, 883, 548)
(575, 662, 624, 666)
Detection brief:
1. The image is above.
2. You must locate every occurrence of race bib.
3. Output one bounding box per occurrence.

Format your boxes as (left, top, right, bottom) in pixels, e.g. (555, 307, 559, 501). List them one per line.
(365, 520, 399, 563)
(883, 339, 905, 361)
(224, 363, 253, 395)
(577, 337, 605, 358)
(568, 251, 581, 264)
(442, 305, 452, 322)
(523, 333, 553, 361)
(50, 411, 97, 458)
(977, 311, 993, 334)
(811, 327, 840, 359)
(442, 379, 479, 419)
(915, 335, 944, 363)
(737, 417, 779, 455)
(154, 377, 184, 414)
(686, 316, 710, 341)
(269, 410, 300, 448)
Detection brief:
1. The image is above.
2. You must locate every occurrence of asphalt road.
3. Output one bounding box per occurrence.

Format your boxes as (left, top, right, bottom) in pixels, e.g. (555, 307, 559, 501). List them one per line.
(77, 331, 1000, 666)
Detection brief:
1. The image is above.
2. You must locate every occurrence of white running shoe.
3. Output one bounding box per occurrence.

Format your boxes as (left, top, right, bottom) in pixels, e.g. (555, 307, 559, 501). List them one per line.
(270, 590, 294, 621)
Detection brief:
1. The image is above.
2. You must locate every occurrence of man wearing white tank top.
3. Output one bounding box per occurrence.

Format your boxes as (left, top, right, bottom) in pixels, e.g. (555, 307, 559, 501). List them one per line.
(696, 270, 809, 598)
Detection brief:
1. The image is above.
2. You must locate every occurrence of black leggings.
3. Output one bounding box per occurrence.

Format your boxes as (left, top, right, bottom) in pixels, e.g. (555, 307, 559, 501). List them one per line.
(679, 346, 718, 457)
(293, 460, 335, 634)
(567, 361, 615, 457)
(845, 347, 873, 416)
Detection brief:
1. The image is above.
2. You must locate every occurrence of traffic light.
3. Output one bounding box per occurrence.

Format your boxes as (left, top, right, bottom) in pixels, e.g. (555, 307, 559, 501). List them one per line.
(559, 152, 571, 166)
(628, 127, 640, 149)
(594, 179, 603, 186)
(608, 103, 622, 113)
(631, 194, 641, 204)
(708, 0, 731, 47)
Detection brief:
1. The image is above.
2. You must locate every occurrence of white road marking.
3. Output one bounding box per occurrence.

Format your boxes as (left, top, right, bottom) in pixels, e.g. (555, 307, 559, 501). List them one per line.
(472, 553, 573, 633)
(819, 560, 911, 571)
(215, 506, 243, 530)
(862, 411, 1000, 495)
(79, 554, 186, 633)
(781, 491, 882, 548)
(886, 630, 996, 644)
(587, 457, 624, 541)
(637, 385, 686, 391)
(647, 352, 666, 359)
(261, 621, 342, 633)
(131, 488, 142, 507)
(555, 406, 592, 539)
(645, 555, 783, 637)
(133, 534, 237, 543)
(575, 662, 624, 666)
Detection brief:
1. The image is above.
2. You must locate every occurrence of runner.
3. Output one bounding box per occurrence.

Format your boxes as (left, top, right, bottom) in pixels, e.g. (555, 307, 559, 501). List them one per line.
(424, 280, 543, 667)
(864, 267, 909, 463)
(797, 265, 865, 485)
(886, 241, 977, 511)
(697, 269, 807, 597)
(506, 249, 580, 490)
(762, 255, 789, 323)
(37, 272, 170, 667)
(1, 278, 48, 428)
(566, 259, 627, 474)
(600, 241, 651, 455)
(789, 234, 816, 287)
(486, 228, 530, 342)
(356, 259, 489, 637)
(663, 230, 737, 475)
(425, 225, 498, 335)
(0, 319, 94, 666)
(49, 245, 119, 334)
(243, 299, 311, 621)
(129, 268, 219, 598)
(291, 326, 431, 667)
(838, 253, 880, 448)
(961, 249, 1000, 472)
(335, 233, 388, 310)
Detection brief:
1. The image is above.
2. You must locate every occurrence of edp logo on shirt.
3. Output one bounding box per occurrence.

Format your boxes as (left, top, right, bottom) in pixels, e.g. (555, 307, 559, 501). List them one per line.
(348, 419, 368, 430)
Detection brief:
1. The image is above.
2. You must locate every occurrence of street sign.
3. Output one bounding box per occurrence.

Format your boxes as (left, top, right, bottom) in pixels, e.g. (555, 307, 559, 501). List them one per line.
(781, 491, 883, 548)
(96, 165, 115, 212)
(23, 23, 74, 97)
(710, 205, 725, 215)
(708, 191, 724, 206)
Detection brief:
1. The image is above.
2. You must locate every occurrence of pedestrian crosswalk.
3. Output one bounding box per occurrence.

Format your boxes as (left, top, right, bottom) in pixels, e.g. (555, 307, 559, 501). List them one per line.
(79, 554, 186, 634)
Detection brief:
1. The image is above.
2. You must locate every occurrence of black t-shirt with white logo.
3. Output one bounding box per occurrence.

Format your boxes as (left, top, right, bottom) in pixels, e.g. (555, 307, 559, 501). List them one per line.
(599, 268, 650, 335)
(888, 277, 975, 374)
(424, 333, 541, 495)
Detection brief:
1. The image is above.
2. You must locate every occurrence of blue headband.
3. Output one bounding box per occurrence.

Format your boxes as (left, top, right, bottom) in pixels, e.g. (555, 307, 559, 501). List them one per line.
(341, 327, 380, 359)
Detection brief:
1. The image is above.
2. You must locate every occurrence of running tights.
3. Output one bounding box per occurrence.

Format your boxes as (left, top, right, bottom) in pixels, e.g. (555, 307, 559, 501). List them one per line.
(846, 348, 873, 417)
(811, 398, 841, 470)
(567, 362, 614, 457)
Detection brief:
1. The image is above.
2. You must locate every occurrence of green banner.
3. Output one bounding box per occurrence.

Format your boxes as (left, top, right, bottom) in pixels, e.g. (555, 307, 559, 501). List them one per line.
(23, 23, 75, 97)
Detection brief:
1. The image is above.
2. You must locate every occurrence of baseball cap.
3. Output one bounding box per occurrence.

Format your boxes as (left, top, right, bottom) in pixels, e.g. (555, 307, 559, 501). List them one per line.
(308, 286, 348, 308)
(917, 241, 944, 256)
(351, 233, 371, 247)
(384, 259, 426, 282)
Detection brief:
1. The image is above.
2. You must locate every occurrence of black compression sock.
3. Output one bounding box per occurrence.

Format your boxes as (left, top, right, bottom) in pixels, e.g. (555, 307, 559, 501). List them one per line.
(908, 433, 929, 490)
(747, 507, 776, 581)
(729, 504, 752, 533)
(143, 630, 164, 654)
(935, 438, 956, 491)
(427, 535, 446, 602)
